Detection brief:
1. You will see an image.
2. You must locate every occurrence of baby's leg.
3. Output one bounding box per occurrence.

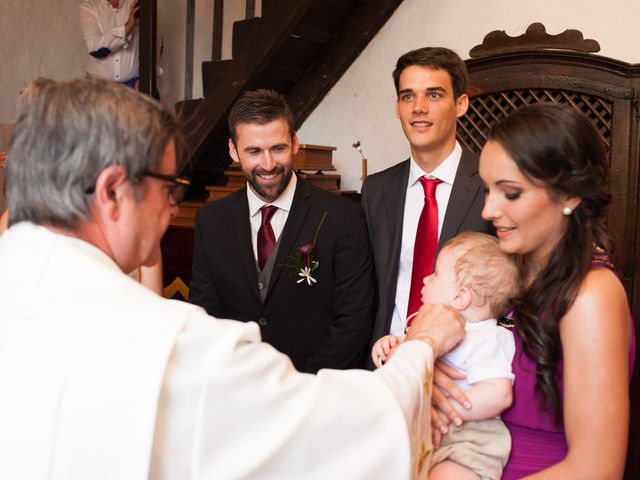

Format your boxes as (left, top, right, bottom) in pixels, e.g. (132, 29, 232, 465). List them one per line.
(429, 460, 480, 480)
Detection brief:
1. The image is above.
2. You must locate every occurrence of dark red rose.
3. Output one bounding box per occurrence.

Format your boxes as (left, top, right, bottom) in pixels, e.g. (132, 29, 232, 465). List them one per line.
(298, 242, 314, 266)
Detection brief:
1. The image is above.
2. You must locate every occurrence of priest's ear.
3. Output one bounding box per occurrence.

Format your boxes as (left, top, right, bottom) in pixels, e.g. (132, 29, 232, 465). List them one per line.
(91, 164, 129, 221)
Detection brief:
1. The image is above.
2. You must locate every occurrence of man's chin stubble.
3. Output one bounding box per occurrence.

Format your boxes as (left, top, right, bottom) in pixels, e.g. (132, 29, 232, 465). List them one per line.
(248, 169, 291, 202)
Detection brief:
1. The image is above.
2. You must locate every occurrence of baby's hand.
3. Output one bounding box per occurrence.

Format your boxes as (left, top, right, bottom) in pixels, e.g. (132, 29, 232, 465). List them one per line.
(371, 335, 403, 368)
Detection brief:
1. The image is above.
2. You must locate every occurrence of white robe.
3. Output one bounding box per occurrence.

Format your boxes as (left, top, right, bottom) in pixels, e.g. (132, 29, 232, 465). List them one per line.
(0, 223, 434, 479)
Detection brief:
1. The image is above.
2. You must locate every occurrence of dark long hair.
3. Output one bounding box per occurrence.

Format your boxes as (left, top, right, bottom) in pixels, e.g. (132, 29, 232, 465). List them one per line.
(488, 103, 611, 423)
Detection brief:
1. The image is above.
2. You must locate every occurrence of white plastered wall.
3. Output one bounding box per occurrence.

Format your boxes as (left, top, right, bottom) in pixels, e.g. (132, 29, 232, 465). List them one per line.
(296, 0, 640, 192)
(0, 0, 86, 123)
(157, 0, 188, 111)
(0, 1, 250, 120)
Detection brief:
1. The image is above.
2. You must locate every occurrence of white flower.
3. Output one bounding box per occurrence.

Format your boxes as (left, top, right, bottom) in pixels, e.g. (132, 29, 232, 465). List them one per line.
(297, 266, 317, 286)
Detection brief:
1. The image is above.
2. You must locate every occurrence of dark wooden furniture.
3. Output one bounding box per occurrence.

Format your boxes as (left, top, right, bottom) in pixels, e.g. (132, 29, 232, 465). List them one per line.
(456, 23, 639, 479)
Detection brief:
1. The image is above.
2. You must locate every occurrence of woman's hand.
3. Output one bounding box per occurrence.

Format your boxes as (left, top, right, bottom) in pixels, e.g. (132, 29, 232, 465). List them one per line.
(430, 360, 471, 444)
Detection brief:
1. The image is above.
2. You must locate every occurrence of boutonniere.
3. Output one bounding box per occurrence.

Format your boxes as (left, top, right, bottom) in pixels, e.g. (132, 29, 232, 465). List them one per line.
(284, 211, 327, 286)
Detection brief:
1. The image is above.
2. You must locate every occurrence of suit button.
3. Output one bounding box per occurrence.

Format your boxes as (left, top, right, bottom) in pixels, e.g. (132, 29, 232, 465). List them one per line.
(258, 317, 268, 326)
(258, 282, 264, 290)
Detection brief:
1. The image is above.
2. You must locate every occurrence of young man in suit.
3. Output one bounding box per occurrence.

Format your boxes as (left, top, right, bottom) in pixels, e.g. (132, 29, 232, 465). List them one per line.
(189, 89, 375, 373)
(361, 47, 493, 366)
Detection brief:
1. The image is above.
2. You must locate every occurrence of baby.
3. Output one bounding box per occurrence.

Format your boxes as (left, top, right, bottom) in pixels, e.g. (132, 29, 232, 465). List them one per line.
(372, 232, 520, 480)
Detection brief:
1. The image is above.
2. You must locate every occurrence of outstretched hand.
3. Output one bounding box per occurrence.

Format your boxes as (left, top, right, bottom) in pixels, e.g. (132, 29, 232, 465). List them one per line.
(371, 335, 403, 367)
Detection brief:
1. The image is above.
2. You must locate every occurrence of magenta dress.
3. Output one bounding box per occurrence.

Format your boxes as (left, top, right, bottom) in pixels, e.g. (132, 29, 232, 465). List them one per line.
(502, 325, 636, 479)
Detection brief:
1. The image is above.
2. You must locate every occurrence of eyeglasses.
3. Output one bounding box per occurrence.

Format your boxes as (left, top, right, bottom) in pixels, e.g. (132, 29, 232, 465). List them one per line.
(140, 170, 191, 206)
(83, 170, 191, 206)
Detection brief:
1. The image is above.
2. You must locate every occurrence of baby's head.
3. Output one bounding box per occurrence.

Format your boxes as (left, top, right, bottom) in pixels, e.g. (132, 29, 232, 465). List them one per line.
(421, 232, 520, 321)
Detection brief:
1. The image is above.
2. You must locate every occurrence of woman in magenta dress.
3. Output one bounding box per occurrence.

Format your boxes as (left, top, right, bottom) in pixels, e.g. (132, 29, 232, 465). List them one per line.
(435, 103, 634, 479)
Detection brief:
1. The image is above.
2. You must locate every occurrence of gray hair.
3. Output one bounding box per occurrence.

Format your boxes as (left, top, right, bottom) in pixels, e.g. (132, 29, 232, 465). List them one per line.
(8, 78, 181, 229)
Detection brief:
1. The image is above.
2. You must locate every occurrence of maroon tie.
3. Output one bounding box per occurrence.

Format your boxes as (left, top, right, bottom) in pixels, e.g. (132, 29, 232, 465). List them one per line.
(258, 205, 278, 270)
(407, 177, 442, 326)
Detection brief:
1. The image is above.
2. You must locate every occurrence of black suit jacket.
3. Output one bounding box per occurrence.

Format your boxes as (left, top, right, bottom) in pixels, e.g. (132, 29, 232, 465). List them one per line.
(189, 178, 375, 373)
(361, 148, 493, 360)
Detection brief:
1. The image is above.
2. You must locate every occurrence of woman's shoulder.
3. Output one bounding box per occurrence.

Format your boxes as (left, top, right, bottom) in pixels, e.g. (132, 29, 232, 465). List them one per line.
(578, 265, 627, 306)
(562, 265, 629, 337)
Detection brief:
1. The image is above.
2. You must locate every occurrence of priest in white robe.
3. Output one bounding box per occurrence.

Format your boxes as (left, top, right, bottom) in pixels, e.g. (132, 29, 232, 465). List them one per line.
(0, 78, 465, 480)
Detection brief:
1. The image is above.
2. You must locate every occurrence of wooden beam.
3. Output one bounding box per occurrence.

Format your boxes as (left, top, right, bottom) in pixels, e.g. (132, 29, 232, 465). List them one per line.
(212, 0, 224, 61)
(265, 63, 306, 83)
(287, 0, 403, 127)
(184, 0, 195, 99)
(246, 0, 256, 18)
(290, 25, 332, 45)
(138, 0, 157, 97)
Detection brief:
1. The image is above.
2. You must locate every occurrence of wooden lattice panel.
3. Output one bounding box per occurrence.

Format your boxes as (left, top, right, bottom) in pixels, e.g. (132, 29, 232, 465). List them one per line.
(457, 89, 613, 154)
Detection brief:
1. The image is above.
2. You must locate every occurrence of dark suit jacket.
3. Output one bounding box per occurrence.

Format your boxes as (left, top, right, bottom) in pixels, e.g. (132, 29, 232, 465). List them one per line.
(189, 178, 375, 373)
(361, 148, 493, 362)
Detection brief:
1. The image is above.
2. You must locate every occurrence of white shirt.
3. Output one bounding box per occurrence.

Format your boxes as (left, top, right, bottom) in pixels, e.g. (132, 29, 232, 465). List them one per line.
(79, 0, 139, 83)
(247, 173, 297, 261)
(442, 318, 515, 391)
(390, 142, 463, 335)
(0, 222, 437, 479)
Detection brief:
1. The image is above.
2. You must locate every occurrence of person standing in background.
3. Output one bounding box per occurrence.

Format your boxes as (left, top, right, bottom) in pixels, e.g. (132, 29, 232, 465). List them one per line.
(79, 0, 140, 88)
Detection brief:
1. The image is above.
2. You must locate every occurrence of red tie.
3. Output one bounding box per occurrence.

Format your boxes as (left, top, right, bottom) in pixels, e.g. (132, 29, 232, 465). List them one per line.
(407, 177, 442, 326)
(258, 205, 277, 270)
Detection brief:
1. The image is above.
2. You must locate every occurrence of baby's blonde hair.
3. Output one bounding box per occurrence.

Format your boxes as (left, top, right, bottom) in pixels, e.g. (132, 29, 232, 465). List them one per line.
(442, 232, 520, 318)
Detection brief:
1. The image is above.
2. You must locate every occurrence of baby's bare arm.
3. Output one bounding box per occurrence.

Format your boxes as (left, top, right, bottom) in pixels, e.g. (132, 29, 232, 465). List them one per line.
(450, 377, 512, 422)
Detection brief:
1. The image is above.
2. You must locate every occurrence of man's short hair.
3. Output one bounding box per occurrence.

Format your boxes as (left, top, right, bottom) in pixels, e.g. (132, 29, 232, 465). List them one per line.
(392, 47, 468, 99)
(228, 89, 295, 144)
(8, 78, 181, 229)
(443, 232, 520, 318)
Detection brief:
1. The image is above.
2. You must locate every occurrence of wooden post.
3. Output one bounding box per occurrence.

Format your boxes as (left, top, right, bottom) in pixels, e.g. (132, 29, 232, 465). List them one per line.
(138, 0, 157, 98)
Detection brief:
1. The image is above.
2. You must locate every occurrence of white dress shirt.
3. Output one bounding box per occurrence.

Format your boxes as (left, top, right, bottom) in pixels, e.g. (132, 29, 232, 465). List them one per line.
(390, 142, 462, 336)
(0, 222, 437, 479)
(247, 173, 297, 261)
(79, 0, 139, 83)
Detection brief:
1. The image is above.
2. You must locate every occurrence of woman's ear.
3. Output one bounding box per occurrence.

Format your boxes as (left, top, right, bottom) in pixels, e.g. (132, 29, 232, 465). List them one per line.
(565, 195, 582, 212)
(92, 164, 129, 221)
(453, 285, 473, 311)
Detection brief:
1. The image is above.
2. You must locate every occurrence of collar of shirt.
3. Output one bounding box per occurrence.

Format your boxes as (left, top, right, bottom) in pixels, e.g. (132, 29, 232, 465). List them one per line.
(246, 173, 297, 261)
(246, 172, 297, 217)
(407, 141, 462, 187)
(465, 318, 498, 332)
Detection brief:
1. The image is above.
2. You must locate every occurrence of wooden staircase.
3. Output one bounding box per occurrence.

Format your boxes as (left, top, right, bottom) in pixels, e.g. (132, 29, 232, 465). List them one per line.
(176, 0, 403, 197)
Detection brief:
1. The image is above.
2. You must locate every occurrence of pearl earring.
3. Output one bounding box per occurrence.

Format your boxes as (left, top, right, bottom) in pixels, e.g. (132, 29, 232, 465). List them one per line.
(562, 207, 573, 216)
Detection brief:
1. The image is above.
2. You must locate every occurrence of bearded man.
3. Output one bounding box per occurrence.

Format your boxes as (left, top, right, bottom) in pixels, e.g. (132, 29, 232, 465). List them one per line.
(189, 89, 374, 373)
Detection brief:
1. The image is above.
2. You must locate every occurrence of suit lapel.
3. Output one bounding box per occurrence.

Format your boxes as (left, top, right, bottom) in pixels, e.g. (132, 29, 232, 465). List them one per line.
(231, 188, 261, 302)
(438, 148, 482, 249)
(266, 179, 311, 300)
(382, 161, 410, 299)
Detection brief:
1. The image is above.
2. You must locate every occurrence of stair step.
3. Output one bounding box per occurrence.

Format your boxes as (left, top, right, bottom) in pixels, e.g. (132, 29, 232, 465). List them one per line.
(231, 17, 263, 60)
(201, 59, 233, 96)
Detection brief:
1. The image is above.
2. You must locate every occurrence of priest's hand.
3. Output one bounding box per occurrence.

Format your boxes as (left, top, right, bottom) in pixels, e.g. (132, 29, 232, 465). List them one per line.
(405, 303, 465, 358)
